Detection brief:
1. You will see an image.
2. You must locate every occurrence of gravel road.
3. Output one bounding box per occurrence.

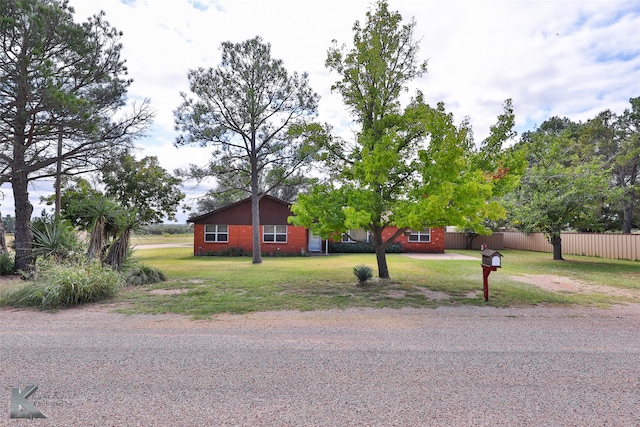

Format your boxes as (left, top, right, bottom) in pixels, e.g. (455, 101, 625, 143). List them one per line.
(1, 304, 640, 426)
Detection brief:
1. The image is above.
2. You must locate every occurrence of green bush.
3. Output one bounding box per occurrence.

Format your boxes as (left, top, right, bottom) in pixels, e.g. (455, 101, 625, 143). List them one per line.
(329, 242, 403, 253)
(123, 264, 166, 286)
(202, 247, 247, 257)
(31, 218, 82, 261)
(353, 264, 374, 284)
(1, 260, 124, 309)
(0, 251, 14, 275)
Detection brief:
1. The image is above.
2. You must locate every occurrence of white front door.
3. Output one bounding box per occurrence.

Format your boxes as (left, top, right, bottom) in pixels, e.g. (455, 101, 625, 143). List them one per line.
(308, 232, 322, 252)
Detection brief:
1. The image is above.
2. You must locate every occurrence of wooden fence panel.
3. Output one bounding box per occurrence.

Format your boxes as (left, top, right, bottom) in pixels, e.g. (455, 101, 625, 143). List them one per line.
(446, 231, 640, 260)
(499, 231, 640, 261)
(444, 233, 504, 250)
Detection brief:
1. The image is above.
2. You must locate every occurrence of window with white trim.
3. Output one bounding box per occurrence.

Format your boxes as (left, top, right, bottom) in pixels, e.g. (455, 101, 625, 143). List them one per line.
(204, 224, 228, 242)
(342, 229, 370, 243)
(408, 228, 431, 242)
(263, 225, 287, 243)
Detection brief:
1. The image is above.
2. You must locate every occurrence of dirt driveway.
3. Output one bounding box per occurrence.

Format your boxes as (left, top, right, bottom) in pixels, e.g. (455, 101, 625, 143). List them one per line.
(2, 303, 640, 426)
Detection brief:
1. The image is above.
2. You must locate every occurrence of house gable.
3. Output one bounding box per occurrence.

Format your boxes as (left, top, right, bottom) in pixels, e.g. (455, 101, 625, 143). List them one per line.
(190, 195, 307, 255)
(190, 195, 293, 225)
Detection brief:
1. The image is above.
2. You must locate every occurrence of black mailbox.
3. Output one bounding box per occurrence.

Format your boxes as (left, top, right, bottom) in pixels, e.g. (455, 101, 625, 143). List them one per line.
(481, 249, 502, 268)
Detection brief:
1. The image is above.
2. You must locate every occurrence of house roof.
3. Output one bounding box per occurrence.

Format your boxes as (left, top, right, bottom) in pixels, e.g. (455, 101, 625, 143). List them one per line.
(188, 194, 293, 225)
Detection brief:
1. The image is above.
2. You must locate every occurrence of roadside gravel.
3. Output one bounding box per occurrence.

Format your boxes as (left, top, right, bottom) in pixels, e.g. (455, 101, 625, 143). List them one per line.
(2, 304, 640, 426)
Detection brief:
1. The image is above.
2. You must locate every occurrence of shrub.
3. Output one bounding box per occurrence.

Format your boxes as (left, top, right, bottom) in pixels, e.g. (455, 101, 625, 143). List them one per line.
(353, 264, 374, 284)
(0, 251, 14, 275)
(329, 242, 403, 253)
(31, 218, 82, 261)
(1, 260, 124, 309)
(123, 264, 166, 286)
(202, 247, 247, 257)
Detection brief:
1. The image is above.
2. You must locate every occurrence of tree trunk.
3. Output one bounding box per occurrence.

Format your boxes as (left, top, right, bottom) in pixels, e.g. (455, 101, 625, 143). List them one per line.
(55, 125, 63, 219)
(375, 245, 390, 279)
(465, 231, 478, 250)
(249, 152, 262, 264)
(550, 232, 564, 260)
(87, 217, 106, 260)
(622, 198, 634, 234)
(104, 228, 131, 270)
(373, 229, 390, 279)
(0, 212, 7, 254)
(251, 192, 262, 264)
(12, 171, 34, 272)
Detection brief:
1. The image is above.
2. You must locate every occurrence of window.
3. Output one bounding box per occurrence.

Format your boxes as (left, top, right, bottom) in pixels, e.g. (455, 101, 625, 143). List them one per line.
(408, 228, 430, 242)
(204, 224, 228, 242)
(342, 229, 370, 243)
(263, 225, 287, 243)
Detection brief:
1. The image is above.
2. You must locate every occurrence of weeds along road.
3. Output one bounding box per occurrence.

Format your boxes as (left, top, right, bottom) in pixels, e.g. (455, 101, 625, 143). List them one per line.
(1, 304, 639, 426)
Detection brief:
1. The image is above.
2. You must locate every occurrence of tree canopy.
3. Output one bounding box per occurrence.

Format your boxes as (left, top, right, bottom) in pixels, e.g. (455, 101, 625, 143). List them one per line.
(291, 0, 522, 279)
(102, 154, 185, 224)
(505, 118, 613, 259)
(174, 36, 320, 263)
(0, 0, 152, 271)
(575, 98, 640, 233)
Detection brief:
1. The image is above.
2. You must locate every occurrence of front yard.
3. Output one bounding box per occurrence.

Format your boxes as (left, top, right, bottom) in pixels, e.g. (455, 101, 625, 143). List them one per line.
(112, 248, 640, 317)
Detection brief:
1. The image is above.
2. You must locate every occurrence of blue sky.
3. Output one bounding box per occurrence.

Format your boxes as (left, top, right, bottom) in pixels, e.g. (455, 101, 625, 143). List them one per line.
(2, 0, 640, 223)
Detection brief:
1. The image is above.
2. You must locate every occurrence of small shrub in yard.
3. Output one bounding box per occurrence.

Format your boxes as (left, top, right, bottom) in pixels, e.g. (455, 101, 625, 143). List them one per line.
(353, 264, 374, 284)
(0, 260, 124, 309)
(0, 251, 14, 275)
(123, 264, 166, 286)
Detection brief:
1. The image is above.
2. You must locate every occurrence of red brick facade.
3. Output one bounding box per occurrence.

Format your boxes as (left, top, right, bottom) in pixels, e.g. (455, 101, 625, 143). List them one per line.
(388, 227, 445, 253)
(190, 196, 309, 256)
(193, 223, 309, 255)
(190, 195, 445, 256)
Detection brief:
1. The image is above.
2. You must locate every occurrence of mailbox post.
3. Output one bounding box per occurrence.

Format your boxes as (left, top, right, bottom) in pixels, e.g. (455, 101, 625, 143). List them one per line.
(480, 245, 503, 302)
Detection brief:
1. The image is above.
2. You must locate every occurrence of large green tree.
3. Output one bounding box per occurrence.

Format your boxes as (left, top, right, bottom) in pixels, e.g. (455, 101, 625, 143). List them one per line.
(616, 98, 640, 233)
(578, 98, 640, 233)
(505, 119, 612, 260)
(102, 154, 185, 224)
(174, 36, 320, 264)
(291, 1, 521, 279)
(0, 0, 152, 271)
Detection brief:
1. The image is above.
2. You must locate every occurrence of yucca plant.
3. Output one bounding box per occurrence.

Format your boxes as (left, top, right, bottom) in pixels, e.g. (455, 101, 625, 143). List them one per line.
(353, 264, 374, 284)
(31, 219, 81, 261)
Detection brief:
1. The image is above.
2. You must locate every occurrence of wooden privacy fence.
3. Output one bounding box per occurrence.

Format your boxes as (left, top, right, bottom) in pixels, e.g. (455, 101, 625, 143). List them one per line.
(445, 231, 640, 261)
(444, 233, 504, 250)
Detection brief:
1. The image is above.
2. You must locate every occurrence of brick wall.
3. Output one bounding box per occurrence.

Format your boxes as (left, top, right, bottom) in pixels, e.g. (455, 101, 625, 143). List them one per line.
(193, 224, 308, 255)
(389, 227, 445, 253)
(194, 224, 445, 255)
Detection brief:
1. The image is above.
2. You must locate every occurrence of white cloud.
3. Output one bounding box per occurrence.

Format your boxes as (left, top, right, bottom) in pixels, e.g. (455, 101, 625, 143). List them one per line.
(5, 0, 640, 223)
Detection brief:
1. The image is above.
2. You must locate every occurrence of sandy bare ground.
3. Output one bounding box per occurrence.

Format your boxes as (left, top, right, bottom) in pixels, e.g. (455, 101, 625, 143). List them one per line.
(509, 273, 640, 298)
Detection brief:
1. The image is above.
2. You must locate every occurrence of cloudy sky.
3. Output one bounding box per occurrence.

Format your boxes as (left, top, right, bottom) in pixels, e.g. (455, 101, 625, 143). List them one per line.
(4, 0, 640, 223)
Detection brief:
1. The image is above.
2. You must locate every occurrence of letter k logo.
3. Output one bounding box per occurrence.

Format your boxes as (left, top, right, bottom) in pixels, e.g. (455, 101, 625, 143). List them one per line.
(10, 385, 46, 419)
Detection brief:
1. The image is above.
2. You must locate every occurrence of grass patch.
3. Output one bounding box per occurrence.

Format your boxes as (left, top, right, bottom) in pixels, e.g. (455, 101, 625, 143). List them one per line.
(130, 234, 192, 246)
(107, 249, 640, 317)
(4, 248, 635, 316)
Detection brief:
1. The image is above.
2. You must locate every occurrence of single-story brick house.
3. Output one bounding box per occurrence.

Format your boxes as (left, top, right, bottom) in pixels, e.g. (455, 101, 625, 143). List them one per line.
(188, 195, 445, 255)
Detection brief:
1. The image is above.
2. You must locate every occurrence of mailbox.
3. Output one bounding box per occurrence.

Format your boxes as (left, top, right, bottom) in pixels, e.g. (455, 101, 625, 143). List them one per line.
(480, 248, 503, 302)
(481, 249, 502, 268)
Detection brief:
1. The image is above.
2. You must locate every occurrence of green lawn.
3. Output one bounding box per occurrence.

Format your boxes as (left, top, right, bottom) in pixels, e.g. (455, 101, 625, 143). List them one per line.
(118, 248, 640, 317)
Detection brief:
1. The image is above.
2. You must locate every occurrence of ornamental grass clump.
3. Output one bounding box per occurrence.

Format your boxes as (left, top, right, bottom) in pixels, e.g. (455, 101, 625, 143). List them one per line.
(0, 260, 124, 309)
(123, 264, 166, 286)
(353, 264, 374, 284)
